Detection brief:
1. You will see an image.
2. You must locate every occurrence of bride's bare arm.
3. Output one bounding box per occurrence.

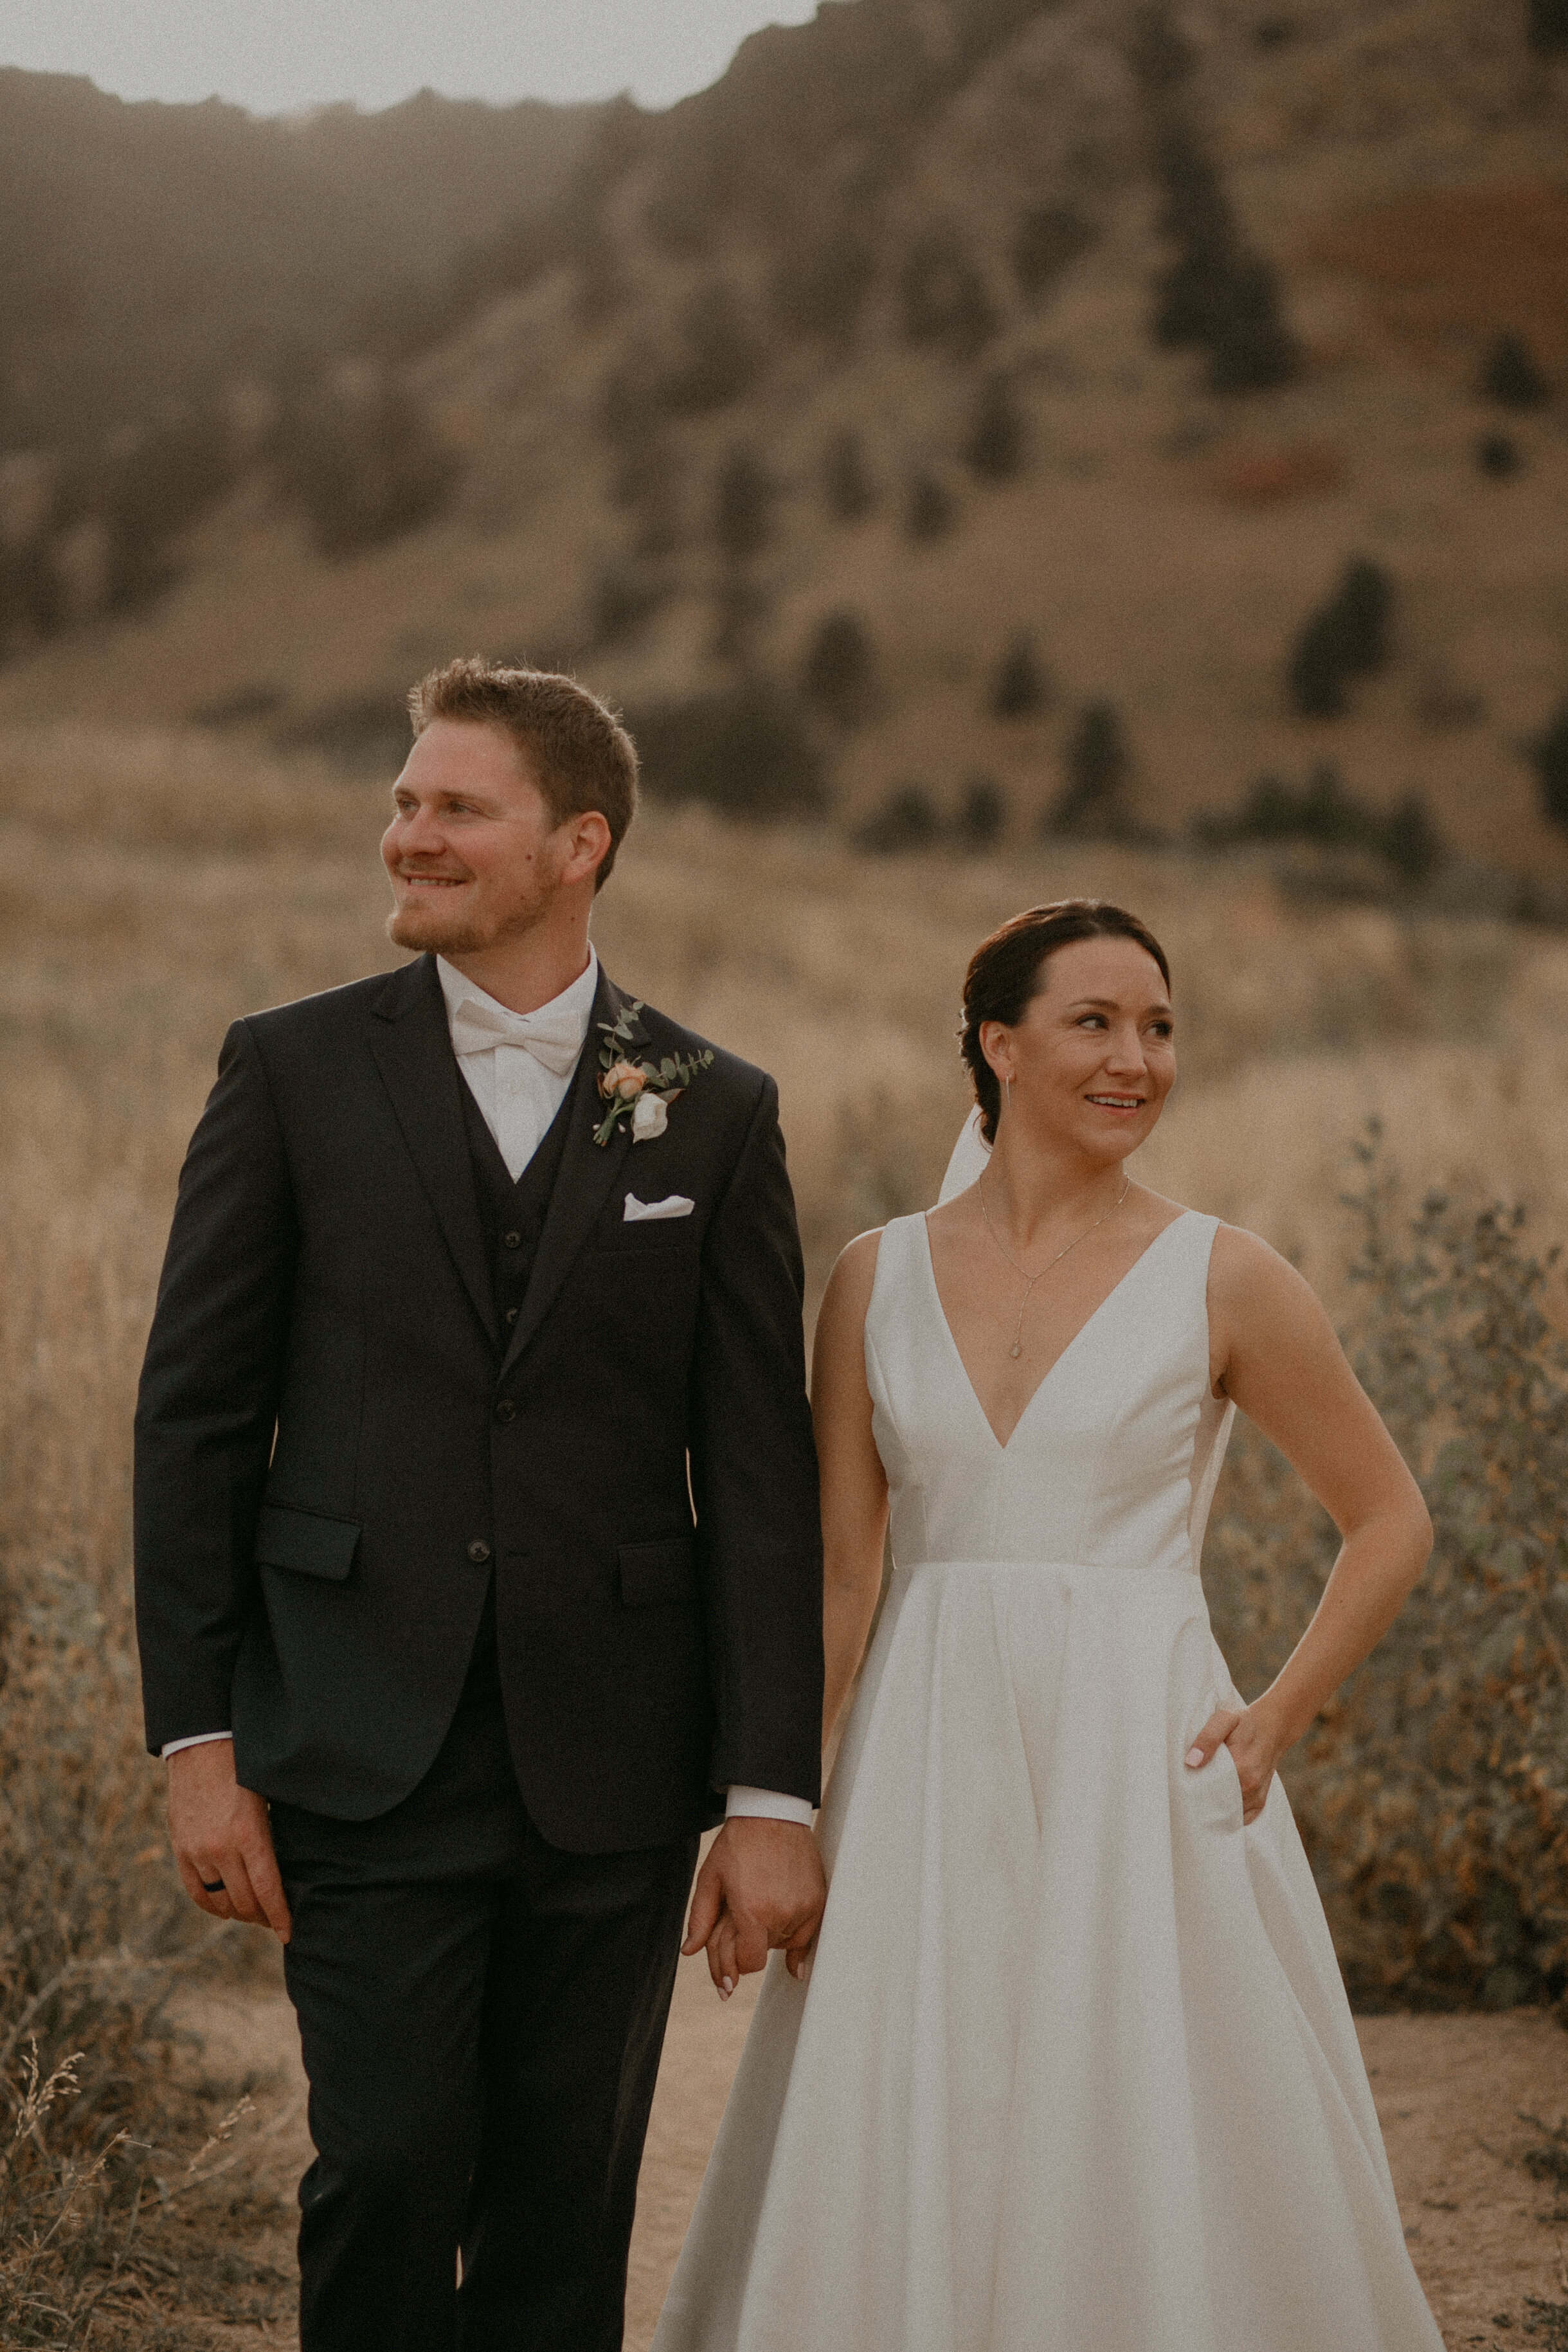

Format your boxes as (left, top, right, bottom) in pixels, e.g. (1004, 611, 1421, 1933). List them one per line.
(1188, 1225, 1433, 1820)
(811, 1233, 890, 1748)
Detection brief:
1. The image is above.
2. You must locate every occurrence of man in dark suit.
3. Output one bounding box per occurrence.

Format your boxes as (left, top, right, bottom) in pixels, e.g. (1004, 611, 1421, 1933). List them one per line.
(134, 658, 826, 2351)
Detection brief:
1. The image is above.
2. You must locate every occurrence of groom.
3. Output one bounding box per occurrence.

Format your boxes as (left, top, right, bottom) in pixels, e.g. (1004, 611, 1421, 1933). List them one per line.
(134, 658, 826, 2350)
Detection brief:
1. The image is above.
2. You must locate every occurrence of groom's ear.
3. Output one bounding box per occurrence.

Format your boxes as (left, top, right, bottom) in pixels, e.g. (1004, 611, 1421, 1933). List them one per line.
(556, 808, 613, 889)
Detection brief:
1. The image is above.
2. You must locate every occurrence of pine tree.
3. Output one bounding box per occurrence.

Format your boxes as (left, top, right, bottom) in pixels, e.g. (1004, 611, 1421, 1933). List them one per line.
(802, 611, 877, 725)
(1286, 559, 1394, 718)
(966, 375, 1026, 482)
(714, 445, 773, 566)
(1527, 0, 1568, 53)
(823, 429, 876, 521)
(1146, 102, 1298, 393)
(1048, 702, 1133, 837)
(905, 471, 955, 542)
(1479, 332, 1552, 411)
(1528, 701, 1568, 832)
(956, 776, 1006, 849)
(989, 632, 1048, 718)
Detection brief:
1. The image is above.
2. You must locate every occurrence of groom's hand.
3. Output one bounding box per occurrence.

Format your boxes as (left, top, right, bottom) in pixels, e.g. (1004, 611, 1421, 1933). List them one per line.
(167, 1741, 292, 1942)
(682, 1818, 825, 1998)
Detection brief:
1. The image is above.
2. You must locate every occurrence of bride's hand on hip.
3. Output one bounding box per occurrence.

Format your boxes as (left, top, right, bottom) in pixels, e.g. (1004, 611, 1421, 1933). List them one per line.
(1184, 1703, 1281, 1825)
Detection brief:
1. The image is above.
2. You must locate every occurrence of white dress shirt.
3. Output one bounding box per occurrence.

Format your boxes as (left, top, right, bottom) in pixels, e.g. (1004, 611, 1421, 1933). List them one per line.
(165, 952, 813, 1827)
(439, 950, 599, 1179)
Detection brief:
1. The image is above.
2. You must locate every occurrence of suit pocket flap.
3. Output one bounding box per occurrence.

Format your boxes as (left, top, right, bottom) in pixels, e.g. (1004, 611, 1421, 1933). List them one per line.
(255, 1505, 361, 1582)
(618, 1537, 698, 1609)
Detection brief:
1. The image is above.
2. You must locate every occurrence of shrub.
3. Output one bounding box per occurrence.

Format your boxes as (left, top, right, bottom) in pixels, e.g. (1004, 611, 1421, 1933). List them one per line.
(629, 682, 827, 819)
(1207, 1135, 1568, 2009)
(822, 428, 876, 522)
(1529, 0, 1568, 50)
(588, 559, 665, 647)
(1382, 791, 1445, 886)
(955, 775, 1006, 849)
(1010, 204, 1095, 304)
(0, 539, 64, 654)
(989, 631, 1049, 718)
(1477, 430, 1521, 480)
(965, 374, 1026, 482)
(1286, 557, 1394, 718)
(1480, 330, 1553, 410)
(1047, 700, 1134, 837)
(662, 281, 761, 415)
(609, 433, 684, 557)
(899, 228, 996, 362)
(1192, 764, 1446, 883)
(713, 444, 773, 566)
(1528, 700, 1568, 831)
(801, 611, 878, 726)
(853, 784, 942, 853)
(273, 372, 458, 559)
(771, 235, 876, 350)
(905, 471, 955, 543)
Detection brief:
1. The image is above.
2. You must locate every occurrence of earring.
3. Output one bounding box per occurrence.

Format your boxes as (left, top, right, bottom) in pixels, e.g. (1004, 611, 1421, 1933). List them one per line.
(1002, 1074, 1012, 1119)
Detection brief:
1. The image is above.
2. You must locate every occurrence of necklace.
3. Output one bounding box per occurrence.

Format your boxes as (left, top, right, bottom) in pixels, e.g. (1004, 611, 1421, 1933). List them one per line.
(978, 1170, 1132, 1359)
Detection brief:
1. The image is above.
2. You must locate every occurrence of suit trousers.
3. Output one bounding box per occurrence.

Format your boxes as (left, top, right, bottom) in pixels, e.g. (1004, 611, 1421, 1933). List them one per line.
(270, 1627, 698, 2352)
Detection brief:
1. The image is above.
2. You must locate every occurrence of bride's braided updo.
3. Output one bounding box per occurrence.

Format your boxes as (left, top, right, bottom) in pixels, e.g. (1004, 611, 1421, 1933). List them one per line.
(959, 901, 1171, 1144)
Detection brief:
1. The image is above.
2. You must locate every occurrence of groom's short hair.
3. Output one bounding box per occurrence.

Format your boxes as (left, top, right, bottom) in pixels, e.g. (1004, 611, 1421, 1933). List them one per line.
(408, 656, 640, 890)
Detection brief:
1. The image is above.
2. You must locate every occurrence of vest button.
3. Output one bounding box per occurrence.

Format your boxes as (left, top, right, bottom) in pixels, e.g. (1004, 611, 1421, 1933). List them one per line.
(505, 1306, 519, 1325)
(466, 1539, 492, 1564)
(503, 1231, 522, 1250)
(494, 1400, 516, 1424)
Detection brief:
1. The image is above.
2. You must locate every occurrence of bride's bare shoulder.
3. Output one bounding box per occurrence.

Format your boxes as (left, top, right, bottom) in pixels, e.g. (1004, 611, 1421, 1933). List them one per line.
(1207, 1218, 1322, 1312)
(824, 1226, 886, 1312)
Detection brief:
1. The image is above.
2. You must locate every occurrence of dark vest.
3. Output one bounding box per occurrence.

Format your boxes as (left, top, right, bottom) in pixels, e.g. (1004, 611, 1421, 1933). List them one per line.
(448, 1067, 582, 1707)
(457, 1065, 579, 1339)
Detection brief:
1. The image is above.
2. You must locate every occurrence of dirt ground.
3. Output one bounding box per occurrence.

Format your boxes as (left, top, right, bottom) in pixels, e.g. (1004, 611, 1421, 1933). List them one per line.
(150, 1947, 1567, 2352)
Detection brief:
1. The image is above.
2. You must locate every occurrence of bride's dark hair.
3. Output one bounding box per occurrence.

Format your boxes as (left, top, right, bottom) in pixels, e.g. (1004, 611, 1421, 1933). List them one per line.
(959, 901, 1171, 1143)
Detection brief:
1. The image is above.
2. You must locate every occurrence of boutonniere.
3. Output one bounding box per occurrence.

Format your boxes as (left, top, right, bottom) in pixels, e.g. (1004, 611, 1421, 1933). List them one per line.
(593, 1002, 714, 1147)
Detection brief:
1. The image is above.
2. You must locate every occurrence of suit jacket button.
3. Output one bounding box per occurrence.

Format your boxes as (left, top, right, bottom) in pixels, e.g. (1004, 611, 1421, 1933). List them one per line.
(494, 1399, 516, 1424)
(503, 1231, 522, 1250)
(467, 1539, 492, 1564)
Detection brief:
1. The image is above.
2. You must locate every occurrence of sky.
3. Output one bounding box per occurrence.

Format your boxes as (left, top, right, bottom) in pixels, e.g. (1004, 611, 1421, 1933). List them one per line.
(0, 0, 822, 115)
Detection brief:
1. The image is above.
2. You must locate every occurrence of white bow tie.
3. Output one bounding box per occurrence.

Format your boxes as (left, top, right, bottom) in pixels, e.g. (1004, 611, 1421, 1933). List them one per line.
(449, 994, 585, 1078)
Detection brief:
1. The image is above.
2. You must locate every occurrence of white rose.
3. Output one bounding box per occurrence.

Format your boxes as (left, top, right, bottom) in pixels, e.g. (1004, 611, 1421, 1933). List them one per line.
(631, 1092, 669, 1141)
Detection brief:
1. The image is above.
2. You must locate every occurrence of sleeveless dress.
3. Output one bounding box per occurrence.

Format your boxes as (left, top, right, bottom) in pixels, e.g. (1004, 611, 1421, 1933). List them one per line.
(653, 1209, 1444, 2352)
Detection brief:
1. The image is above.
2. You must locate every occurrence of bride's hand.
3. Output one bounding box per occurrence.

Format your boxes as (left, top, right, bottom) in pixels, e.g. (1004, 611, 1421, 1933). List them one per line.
(1184, 1703, 1282, 1825)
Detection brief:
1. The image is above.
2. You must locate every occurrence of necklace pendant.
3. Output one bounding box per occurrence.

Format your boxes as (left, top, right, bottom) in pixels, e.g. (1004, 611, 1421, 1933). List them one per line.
(1010, 1343, 1022, 1359)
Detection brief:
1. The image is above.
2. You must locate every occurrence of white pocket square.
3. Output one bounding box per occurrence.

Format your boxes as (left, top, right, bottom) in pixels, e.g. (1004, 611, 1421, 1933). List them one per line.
(623, 1193, 696, 1222)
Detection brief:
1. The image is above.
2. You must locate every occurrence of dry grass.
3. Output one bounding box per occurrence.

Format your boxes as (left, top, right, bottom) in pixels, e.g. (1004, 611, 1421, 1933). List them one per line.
(2, 718, 1567, 2326)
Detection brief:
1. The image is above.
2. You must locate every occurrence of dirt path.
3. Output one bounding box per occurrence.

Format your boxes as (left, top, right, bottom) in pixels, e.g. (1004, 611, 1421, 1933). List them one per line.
(159, 1962, 1567, 2351)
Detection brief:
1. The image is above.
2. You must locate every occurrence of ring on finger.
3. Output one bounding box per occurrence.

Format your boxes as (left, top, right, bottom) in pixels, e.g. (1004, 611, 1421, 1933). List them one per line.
(201, 1878, 226, 1894)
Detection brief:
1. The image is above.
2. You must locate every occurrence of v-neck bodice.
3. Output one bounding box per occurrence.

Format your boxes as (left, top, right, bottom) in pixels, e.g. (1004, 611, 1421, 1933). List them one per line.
(866, 1208, 1233, 1577)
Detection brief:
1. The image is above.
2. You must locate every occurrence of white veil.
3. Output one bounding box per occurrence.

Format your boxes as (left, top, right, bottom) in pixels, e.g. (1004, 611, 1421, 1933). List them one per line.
(936, 1105, 991, 1204)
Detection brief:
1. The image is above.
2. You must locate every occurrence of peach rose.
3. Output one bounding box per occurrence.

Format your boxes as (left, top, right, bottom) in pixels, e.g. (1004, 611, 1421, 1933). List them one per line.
(602, 1059, 647, 1101)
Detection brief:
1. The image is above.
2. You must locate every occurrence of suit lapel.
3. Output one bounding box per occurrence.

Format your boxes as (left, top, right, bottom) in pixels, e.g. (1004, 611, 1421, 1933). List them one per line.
(500, 968, 647, 1378)
(368, 956, 500, 1348)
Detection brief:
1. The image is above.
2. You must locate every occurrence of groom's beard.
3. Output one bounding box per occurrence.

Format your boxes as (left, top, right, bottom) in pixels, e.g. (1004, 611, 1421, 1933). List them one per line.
(386, 870, 554, 957)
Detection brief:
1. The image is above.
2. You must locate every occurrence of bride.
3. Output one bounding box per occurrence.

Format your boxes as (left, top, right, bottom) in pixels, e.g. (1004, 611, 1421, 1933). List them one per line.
(655, 899, 1444, 2351)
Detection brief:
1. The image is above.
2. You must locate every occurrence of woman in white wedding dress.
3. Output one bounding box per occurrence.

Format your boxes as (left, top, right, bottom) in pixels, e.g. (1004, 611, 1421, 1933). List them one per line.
(655, 900, 1444, 2352)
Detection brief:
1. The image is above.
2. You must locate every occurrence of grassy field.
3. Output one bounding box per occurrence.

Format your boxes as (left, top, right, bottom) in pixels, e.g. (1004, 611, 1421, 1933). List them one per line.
(1, 718, 1566, 2330)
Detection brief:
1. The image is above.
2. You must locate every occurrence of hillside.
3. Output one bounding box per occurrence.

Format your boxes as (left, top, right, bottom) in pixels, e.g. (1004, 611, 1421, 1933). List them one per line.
(1, 0, 1567, 876)
(0, 70, 599, 446)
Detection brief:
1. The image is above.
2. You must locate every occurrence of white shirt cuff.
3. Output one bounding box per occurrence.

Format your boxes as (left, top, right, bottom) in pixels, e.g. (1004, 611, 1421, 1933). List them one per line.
(161, 1731, 233, 1759)
(725, 1786, 815, 1827)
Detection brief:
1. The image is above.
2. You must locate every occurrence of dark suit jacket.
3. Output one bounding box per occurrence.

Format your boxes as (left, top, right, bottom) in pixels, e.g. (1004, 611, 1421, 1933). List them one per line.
(133, 955, 824, 1852)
